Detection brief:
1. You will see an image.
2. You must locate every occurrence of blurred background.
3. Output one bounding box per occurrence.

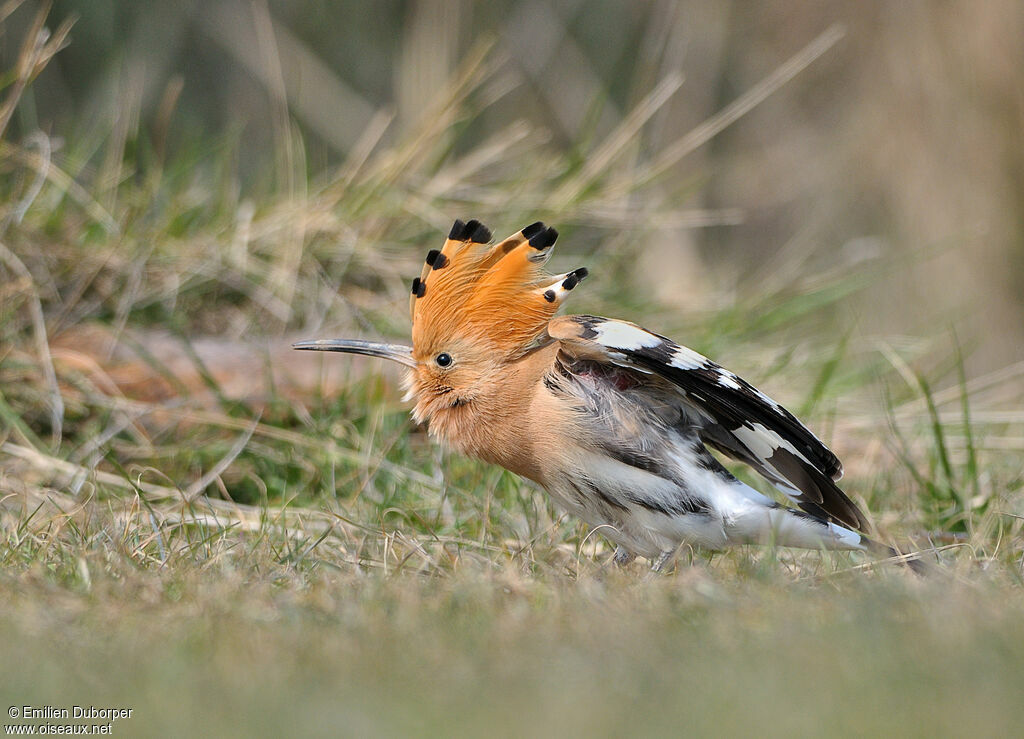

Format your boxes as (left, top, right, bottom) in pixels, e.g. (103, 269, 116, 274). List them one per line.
(12, 0, 1023, 373)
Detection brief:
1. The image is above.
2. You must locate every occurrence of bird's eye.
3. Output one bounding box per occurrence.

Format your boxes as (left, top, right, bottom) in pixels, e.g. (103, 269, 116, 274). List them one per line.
(435, 353, 453, 368)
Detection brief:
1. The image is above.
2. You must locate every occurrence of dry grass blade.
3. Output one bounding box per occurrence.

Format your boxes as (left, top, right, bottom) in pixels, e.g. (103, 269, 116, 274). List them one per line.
(0, 0, 28, 27)
(183, 415, 261, 501)
(0, 241, 63, 445)
(0, 440, 357, 544)
(423, 120, 539, 198)
(551, 71, 684, 208)
(6, 131, 49, 228)
(616, 24, 846, 193)
(0, 2, 74, 141)
(372, 38, 499, 187)
(0, 141, 120, 234)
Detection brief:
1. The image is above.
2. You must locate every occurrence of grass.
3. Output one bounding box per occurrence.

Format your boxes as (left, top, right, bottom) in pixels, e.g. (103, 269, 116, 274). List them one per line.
(3, 568, 1024, 736)
(1, 6, 1023, 736)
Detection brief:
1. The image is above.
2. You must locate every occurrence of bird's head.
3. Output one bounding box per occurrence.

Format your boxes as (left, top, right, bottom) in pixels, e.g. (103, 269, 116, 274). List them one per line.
(294, 218, 588, 425)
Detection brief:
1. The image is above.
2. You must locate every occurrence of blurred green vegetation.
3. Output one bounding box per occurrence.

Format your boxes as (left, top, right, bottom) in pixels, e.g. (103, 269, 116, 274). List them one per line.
(9, 0, 1022, 372)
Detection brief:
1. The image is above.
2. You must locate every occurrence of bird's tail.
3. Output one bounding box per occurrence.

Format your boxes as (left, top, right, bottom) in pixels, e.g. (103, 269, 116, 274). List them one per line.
(729, 502, 929, 572)
(859, 535, 931, 574)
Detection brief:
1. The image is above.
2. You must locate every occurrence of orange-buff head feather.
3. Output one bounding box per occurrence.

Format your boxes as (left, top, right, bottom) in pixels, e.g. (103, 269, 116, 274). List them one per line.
(410, 219, 588, 359)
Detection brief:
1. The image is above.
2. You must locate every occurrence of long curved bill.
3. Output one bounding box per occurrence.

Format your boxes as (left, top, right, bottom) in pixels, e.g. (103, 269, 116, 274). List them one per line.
(292, 339, 416, 368)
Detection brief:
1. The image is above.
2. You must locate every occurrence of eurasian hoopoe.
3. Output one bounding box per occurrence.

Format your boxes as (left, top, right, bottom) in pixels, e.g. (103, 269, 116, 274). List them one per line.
(296, 219, 913, 571)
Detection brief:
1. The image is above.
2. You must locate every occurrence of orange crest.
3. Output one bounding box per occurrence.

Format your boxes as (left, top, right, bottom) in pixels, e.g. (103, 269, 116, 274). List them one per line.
(409, 219, 588, 357)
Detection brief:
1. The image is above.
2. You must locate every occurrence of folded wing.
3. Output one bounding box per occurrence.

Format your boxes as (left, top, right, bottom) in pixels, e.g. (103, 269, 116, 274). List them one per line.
(547, 314, 869, 532)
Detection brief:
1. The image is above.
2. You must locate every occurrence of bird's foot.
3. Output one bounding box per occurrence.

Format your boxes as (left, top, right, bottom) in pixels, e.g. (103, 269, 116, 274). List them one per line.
(650, 548, 678, 573)
(612, 546, 636, 566)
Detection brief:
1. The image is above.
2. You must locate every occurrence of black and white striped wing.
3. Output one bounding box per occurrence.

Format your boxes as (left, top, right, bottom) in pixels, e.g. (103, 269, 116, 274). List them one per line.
(548, 314, 869, 532)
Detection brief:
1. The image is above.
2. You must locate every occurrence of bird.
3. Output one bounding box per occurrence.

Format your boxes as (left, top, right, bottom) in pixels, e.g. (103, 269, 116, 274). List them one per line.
(295, 218, 916, 571)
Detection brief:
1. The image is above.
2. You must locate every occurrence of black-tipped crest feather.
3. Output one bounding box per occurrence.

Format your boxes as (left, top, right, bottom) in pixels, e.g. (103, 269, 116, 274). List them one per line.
(529, 226, 558, 249)
(448, 218, 492, 243)
(521, 221, 545, 239)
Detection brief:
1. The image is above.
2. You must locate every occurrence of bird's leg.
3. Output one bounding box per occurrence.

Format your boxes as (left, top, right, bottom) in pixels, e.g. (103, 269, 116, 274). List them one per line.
(612, 546, 636, 566)
(650, 547, 679, 573)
